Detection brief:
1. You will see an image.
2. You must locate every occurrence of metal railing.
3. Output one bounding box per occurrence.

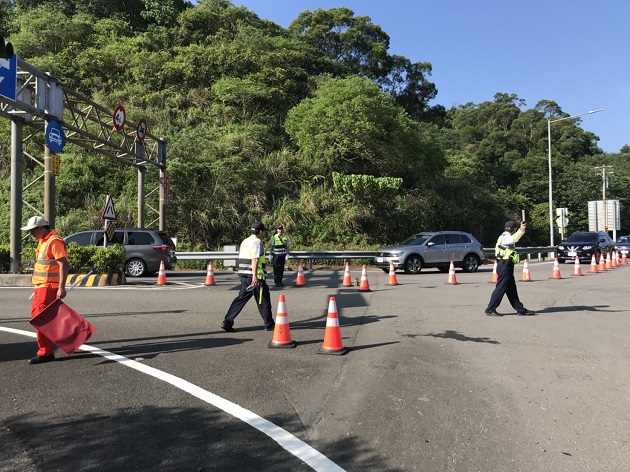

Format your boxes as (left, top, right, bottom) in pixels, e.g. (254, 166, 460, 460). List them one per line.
(484, 247, 557, 261)
(175, 250, 376, 270)
(176, 247, 558, 269)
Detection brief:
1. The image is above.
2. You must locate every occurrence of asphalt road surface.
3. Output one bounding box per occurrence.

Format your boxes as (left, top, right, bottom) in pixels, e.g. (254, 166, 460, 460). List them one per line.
(1, 261, 629, 471)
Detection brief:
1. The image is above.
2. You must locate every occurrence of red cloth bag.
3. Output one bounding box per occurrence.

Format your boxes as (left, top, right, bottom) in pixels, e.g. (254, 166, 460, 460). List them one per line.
(30, 299, 96, 356)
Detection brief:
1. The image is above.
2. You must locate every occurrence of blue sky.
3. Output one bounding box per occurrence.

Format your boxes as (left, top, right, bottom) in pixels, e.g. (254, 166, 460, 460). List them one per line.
(222, 0, 629, 153)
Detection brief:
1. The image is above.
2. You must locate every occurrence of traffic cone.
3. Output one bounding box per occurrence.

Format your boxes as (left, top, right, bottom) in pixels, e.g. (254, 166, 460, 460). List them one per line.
(295, 262, 306, 287)
(589, 254, 598, 273)
(550, 258, 563, 279)
(386, 261, 399, 285)
(489, 260, 498, 283)
(156, 260, 167, 285)
(571, 256, 583, 276)
(268, 294, 297, 349)
(204, 260, 216, 286)
(318, 296, 348, 355)
(445, 260, 458, 285)
(342, 262, 353, 287)
(622, 252, 628, 264)
(612, 251, 619, 268)
(520, 259, 532, 282)
(605, 252, 612, 270)
(598, 254, 607, 271)
(358, 264, 372, 292)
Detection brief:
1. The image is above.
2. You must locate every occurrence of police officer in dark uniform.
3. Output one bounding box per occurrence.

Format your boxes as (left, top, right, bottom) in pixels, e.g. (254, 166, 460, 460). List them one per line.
(221, 221, 275, 332)
(485, 220, 536, 317)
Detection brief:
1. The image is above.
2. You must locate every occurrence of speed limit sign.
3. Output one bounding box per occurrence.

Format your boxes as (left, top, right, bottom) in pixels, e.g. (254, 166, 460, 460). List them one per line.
(136, 118, 147, 141)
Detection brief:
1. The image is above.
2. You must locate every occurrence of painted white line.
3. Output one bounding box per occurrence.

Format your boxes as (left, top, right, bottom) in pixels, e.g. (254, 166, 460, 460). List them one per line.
(0, 326, 345, 472)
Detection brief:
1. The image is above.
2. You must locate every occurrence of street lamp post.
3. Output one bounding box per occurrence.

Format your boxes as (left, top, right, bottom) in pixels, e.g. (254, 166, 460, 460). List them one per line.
(547, 109, 602, 246)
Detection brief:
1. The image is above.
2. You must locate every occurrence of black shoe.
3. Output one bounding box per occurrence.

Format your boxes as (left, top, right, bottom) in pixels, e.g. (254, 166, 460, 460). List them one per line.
(264, 323, 275, 331)
(485, 310, 503, 317)
(277, 283, 284, 287)
(517, 309, 536, 316)
(221, 321, 236, 333)
(29, 354, 55, 364)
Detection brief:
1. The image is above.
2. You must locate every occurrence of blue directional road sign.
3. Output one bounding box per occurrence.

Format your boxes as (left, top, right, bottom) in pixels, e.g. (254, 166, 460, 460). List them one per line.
(0, 54, 17, 101)
(45, 120, 65, 153)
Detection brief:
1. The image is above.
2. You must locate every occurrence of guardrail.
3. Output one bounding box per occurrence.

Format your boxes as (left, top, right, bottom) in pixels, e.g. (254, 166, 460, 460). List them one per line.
(175, 250, 376, 270)
(484, 247, 557, 261)
(176, 247, 558, 269)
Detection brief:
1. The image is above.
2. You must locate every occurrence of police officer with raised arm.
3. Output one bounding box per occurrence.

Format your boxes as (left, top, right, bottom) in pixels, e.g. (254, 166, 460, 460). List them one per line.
(485, 220, 536, 317)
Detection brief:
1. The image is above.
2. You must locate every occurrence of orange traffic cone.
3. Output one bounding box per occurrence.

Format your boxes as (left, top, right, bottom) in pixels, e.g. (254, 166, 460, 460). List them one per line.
(318, 296, 348, 355)
(605, 252, 612, 269)
(358, 264, 372, 292)
(386, 261, 399, 285)
(612, 251, 619, 268)
(589, 254, 598, 273)
(268, 294, 297, 349)
(204, 260, 216, 286)
(520, 259, 532, 282)
(445, 260, 459, 285)
(571, 256, 583, 276)
(295, 262, 306, 287)
(156, 260, 167, 285)
(342, 262, 353, 287)
(489, 260, 498, 283)
(622, 252, 628, 264)
(598, 253, 607, 271)
(550, 258, 563, 279)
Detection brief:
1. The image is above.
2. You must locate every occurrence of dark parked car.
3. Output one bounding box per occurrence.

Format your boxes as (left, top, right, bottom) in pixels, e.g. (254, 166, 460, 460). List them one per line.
(374, 231, 485, 274)
(65, 228, 177, 277)
(616, 235, 630, 257)
(556, 231, 615, 263)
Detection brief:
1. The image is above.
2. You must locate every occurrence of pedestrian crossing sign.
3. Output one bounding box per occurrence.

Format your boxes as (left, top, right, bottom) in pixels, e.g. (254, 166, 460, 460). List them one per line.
(102, 194, 117, 220)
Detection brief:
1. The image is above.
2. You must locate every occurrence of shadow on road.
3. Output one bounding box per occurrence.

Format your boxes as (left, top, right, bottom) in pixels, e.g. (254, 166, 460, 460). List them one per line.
(415, 330, 501, 344)
(1, 406, 403, 471)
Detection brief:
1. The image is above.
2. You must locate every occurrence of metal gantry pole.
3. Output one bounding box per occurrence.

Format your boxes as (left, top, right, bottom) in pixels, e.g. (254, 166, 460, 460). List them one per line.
(547, 118, 554, 247)
(9, 119, 24, 273)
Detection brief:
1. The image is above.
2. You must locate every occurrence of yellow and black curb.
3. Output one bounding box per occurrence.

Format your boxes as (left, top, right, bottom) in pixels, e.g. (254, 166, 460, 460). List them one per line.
(66, 273, 126, 287)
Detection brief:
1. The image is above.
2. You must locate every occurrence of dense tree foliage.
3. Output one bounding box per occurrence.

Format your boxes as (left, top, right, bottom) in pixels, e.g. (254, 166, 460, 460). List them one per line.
(1, 0, 627, 254)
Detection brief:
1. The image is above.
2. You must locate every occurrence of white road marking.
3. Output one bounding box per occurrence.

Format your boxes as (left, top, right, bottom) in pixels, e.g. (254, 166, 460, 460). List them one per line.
(0, 326, 345, 472)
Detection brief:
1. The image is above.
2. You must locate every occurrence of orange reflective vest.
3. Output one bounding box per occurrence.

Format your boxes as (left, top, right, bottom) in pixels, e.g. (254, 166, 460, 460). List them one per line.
(32, 232, 66, 286)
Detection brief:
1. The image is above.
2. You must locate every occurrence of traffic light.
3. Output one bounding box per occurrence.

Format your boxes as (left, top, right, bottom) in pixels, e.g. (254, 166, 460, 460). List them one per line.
(51, 154, 60, 176)
(0, 36, 14, 59)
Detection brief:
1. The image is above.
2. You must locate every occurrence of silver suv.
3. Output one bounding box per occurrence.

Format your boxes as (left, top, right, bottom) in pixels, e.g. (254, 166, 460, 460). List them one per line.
(374, 231, 485, 274)
(64, 228, 177, 277)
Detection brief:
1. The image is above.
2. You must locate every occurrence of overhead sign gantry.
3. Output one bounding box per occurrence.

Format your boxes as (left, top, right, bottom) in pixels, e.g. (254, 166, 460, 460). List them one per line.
(0, 52, 168, 273)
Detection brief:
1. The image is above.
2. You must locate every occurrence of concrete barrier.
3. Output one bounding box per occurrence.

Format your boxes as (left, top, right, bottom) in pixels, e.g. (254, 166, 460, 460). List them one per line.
(0, 273, 126, 287)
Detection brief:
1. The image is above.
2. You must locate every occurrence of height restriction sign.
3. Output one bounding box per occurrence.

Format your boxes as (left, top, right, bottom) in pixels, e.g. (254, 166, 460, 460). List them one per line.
(102, 194, 117, 220)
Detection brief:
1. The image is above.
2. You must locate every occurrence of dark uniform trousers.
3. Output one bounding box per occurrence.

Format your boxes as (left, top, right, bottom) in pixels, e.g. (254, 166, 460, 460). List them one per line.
(272, 254, 287, 285)
(486, 259, 525, 313)
(224, 275, 274, 327)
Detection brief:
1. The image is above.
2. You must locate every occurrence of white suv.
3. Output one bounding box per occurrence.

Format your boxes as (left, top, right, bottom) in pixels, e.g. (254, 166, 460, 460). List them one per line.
(374, 231, 485, 274)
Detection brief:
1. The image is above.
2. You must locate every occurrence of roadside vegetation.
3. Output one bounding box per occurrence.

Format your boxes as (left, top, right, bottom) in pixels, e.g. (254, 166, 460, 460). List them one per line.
(1, 0, 628, 252)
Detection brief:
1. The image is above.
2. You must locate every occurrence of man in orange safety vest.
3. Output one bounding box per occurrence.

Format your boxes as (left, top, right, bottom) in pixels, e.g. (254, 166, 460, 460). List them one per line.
(21, 216, 68, 364)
